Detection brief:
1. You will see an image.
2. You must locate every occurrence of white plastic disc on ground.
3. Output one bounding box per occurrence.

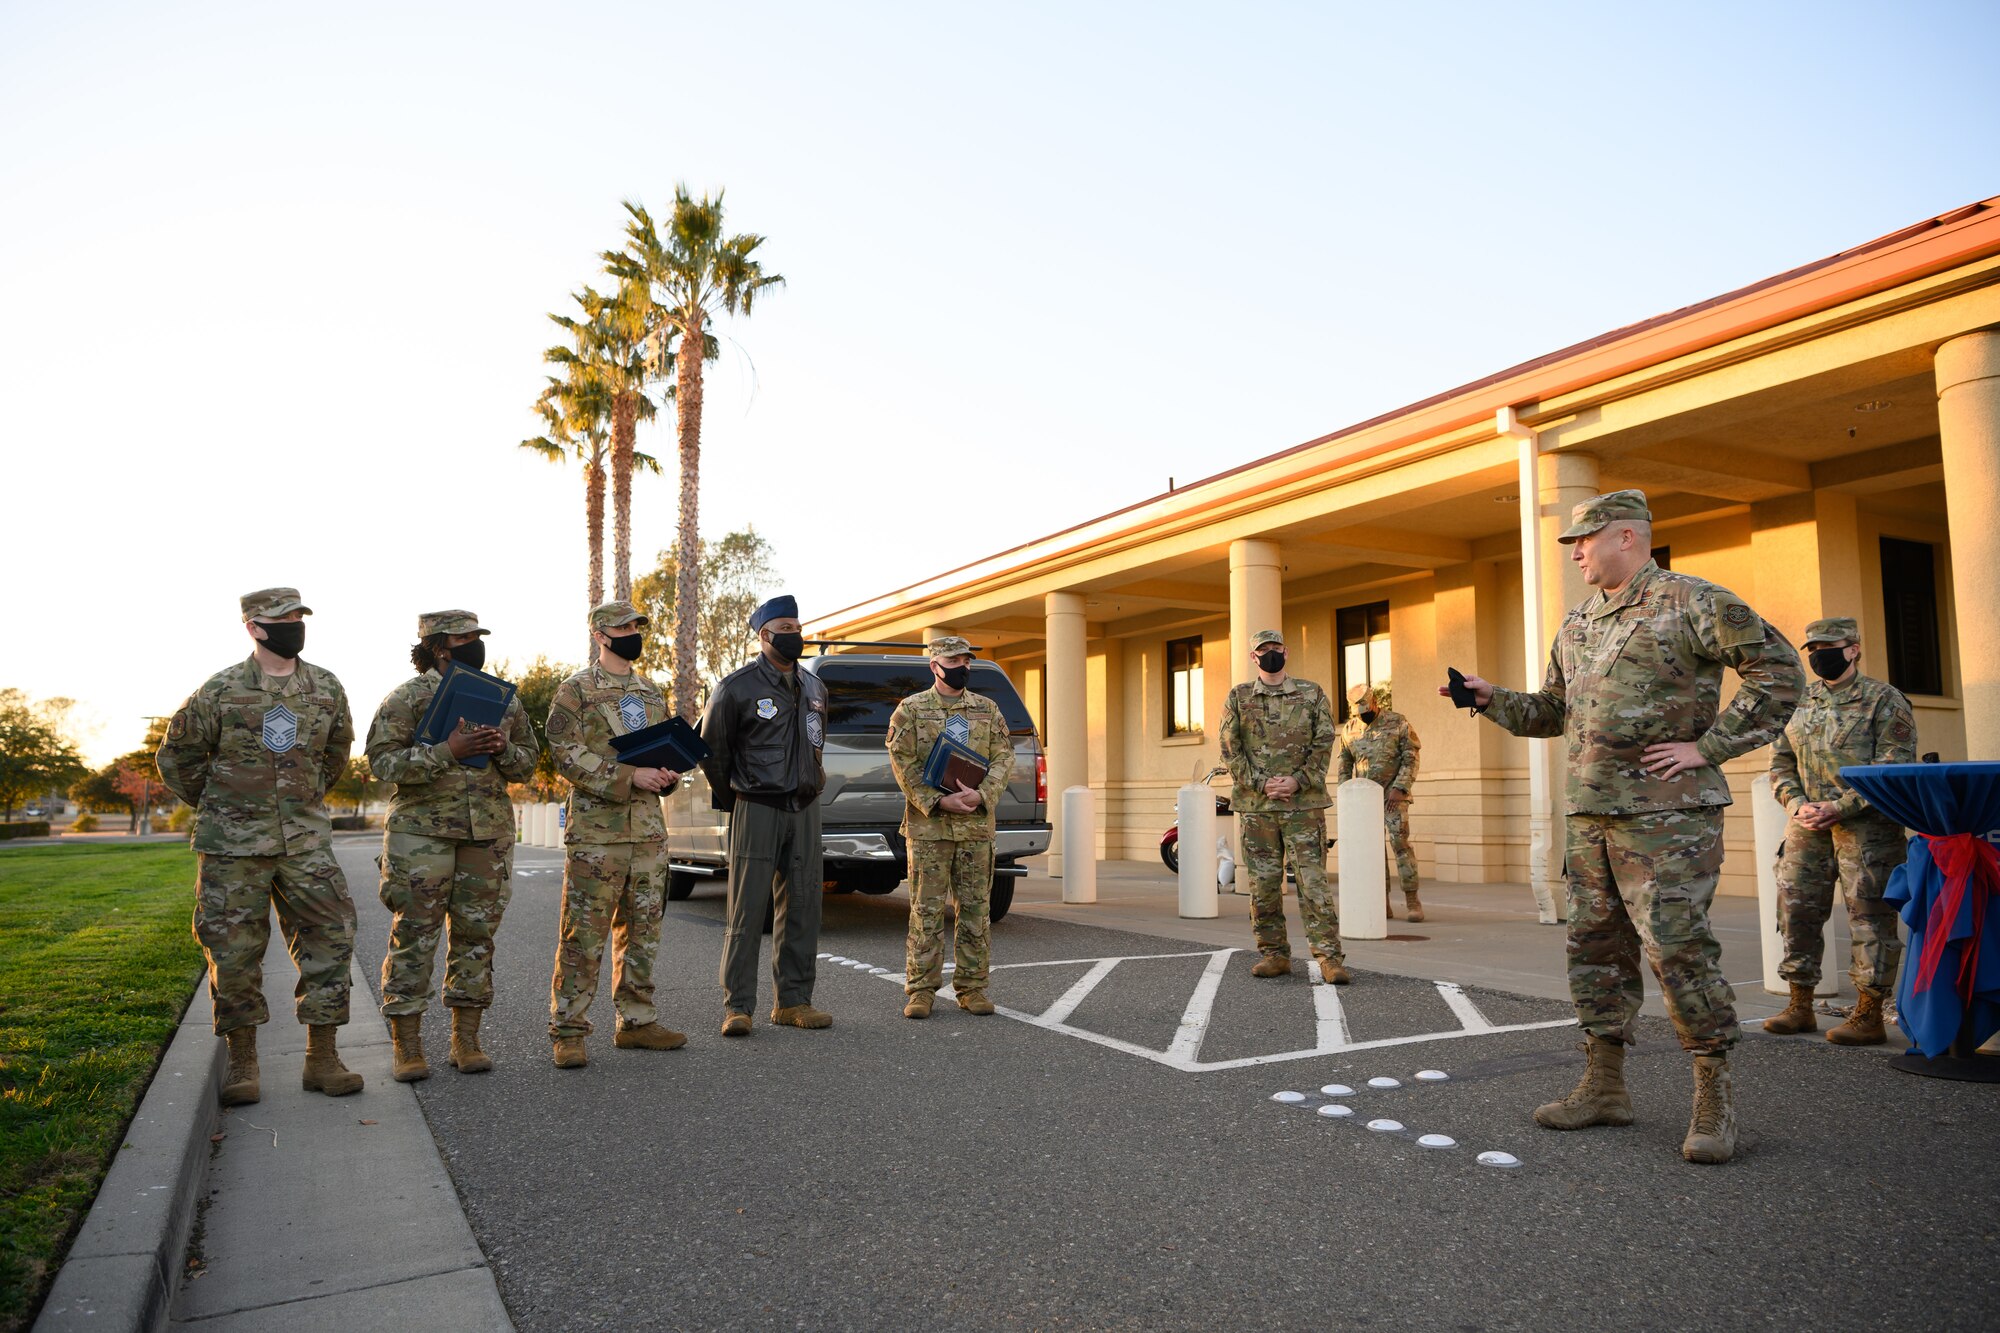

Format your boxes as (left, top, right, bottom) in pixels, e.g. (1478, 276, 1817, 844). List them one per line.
(1476, 1151, 1522, 1168)
(1367, 1076, 1401, 1089)
(828, 956, 849, 964)
(1319, 1084, 1354, 1097)
(1366, 1118, 1404, 1132)
(1417, 1134, 1456, 1149)
(1415, 1070, 1449, 1082)
(869, 968, 889, 975)
(1317, 1104, 1355, 1119)
(817, 953, 832, 960)
(1270, 1090, 1307, 1103)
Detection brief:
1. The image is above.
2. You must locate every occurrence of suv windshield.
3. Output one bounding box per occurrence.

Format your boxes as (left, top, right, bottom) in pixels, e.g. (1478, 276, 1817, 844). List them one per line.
(815, 659, 1038, 736)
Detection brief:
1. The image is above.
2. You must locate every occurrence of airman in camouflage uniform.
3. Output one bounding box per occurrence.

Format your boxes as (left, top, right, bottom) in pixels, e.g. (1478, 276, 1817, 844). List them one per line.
(1764, 616, 1917, 1045)
(1459, 491, 1802, 1164)
(1219, 629, 1347, 983)
(156, 587, 363, 1103)
(1338, 683, 1425, 920)
(885, 635, 1018, 1019)
(366, 610, 540, 1080)
(544, 600, 686, 1067)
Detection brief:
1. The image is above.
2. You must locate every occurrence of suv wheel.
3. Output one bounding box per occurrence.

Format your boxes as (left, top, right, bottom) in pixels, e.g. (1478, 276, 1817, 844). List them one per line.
(990, 877, 1015, 923)
(667, 871, 698, 902)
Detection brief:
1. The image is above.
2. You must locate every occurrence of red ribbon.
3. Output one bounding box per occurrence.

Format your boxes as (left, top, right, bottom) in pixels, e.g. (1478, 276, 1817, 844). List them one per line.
(1915, 833, 1999, 997)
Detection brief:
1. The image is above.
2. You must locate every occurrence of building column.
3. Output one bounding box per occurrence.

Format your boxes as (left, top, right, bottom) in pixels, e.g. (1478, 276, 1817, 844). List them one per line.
(1937, 331, 2000, 759)
(1747, 491, 1864, 645)
(1044, 591, 1089, 875)
(1228, 539, 1283, 683)
(1521, 449, 1598, 913)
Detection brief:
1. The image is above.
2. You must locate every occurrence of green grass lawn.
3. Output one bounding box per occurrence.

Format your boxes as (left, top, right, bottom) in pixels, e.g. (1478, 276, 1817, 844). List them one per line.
(0, 842, 200, 1333)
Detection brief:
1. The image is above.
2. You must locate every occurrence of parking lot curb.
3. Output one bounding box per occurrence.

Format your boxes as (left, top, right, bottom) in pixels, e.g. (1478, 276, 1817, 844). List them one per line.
(32, 979, 220, 1333)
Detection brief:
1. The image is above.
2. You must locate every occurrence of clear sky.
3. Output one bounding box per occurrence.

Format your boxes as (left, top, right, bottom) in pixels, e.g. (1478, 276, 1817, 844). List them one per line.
(4, 0, 1996, 766)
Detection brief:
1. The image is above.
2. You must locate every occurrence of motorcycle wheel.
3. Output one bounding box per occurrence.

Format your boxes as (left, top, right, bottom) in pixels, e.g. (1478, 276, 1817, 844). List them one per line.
(1161, 839, 1179, 874)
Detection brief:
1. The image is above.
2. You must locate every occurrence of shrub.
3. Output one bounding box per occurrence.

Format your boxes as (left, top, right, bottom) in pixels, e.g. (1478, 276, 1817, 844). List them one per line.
(68, 814, 98, 833)
(164, 806, 195, 832)
(0, 821, 52, 841)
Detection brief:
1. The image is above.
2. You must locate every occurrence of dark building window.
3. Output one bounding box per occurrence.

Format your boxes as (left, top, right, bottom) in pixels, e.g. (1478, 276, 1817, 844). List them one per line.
(1880, 537, 1943, 696)
(1336, 601, 1391, 713)
(1651, 546, 1672, 570)
(1167, 636, 1204, 735)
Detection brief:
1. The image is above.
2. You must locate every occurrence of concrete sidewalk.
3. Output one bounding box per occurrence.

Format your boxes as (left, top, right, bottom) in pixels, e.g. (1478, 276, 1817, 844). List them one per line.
(168, 936, 509, 1330)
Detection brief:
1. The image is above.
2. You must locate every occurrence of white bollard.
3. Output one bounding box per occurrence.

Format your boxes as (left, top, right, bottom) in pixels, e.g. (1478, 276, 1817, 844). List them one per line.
(1750, 775, 1837, 996)
(1337, 778, 1389, 940)
(550, 803, 565, 846)
(1177, 783, 1219, 918)
(1061, 787, 1097, 904)
(529, 803, 548, 847)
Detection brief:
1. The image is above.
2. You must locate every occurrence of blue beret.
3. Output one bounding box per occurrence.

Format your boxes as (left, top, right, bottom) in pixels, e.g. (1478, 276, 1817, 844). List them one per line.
(750, 595, 798, 631)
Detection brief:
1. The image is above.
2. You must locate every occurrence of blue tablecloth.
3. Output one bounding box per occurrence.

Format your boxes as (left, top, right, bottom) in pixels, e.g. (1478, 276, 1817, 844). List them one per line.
(1842, 762, 2000, 1058)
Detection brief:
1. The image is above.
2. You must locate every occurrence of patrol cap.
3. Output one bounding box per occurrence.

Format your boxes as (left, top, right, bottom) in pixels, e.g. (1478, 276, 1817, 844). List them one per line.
(588, 600, 648, 631)
(241, 587, 311, 621)
(417, 609, 489, 638)
(1346, 683, 1377, 706)
(1251, 629, 1285, 649)
(1804, 616, 1859, 645)
(928, 635, 975, 658)
(750, 595, 798, 630)
(1557, 489, 1653, 543)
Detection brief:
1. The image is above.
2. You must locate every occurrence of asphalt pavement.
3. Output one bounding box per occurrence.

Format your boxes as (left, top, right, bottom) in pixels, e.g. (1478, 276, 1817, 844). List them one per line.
(332, 837, 1998, 1332)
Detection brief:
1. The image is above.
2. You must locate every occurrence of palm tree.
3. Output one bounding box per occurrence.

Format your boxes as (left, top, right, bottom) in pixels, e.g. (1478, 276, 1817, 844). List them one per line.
(603, 188, 783, 719)
(576, 287, 657, 601)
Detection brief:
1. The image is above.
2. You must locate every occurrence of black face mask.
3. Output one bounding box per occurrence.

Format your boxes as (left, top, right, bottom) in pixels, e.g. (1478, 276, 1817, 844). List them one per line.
(605, 632, 644, 661)
(1359, 709, 1379, 725)
(768, 631, 805, 663)
(448, 638, 487, 672)
(1808, 647, 1851, 681)
(936, 663, 972, 691)
(1256, 650, 1286, 674)
(256, 620, 305, 659)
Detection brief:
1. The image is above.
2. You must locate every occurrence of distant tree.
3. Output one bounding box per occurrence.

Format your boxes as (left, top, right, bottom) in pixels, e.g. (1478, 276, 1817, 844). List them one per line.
(328, 756, 387, 813)
(494, 655, 575, 799)
(0, 687, 88, 821)
(70, 762, 135, 820)
(112, 757, 167, 834)
(630, 527, 780, 711)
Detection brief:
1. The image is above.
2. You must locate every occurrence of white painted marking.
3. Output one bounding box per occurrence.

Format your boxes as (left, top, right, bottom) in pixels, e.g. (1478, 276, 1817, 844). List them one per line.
(1435, 981, 1494, 1032)
(1416, 1069, 1449, 1082)
(1039, 958, 1120, 1026)
(1476, 1151, 1521, 1168)
(1368, 1076, 1401, 1089)
(1164, 950, 1235, 1064)
(1320, 1083, 1354, 1097)
(990, 949, 1225, 971)
(1418, 1134, 1456, 1149)
(1367, 1119, 1404, 1132)
(1317, 1104, 1355, 1118)
(1271, 1091, 1306, 1103)
(1306, 960, 1351, 1047)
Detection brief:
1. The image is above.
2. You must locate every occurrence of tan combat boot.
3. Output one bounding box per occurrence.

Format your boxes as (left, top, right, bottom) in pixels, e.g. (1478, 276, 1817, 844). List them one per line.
(220, 1027, 260, 1106)
(1827, 987, 1888, 1046)
(903, 992, 934, 1020)
(770, 1003, 834, 1029)
(1533, 1035, 1634, 1130)
(302, 1024, 364, 1096)
(721, 1012, 752, 1037)
(955, 991, 996, 1016)
(1762, 982, 1818, 1036)
(1385, 889, 1396, 921)
(552, 1036, 588, 1068)
(614, 1021, 688, 1050)
(449, 1008, 493, 1073)
(1404, 891, 1426, 924)
(1681, 1053, 1738, 1164)
(1318, 958, 1352, 986)
(1250, 954, 1290, 978)
(389, 1014, 430, 1082)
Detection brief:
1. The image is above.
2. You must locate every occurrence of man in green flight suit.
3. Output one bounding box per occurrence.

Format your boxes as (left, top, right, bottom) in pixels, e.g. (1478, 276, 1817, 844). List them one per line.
(366, 609, 540, 1080)
(1218, 628, 1347, 984)
(1338, 682, 1425, 922)
(156, 587, 364, 1104)
(1764, 615, 1917, 1045)
(885, 635, 1017, 1019)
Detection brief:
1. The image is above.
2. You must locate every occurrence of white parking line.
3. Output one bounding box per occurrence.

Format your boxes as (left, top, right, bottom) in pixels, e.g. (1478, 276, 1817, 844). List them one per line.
(1164, 950, 1234, 1063)
(1435, 981, 1494, 1032)
(1307, 965, 1351, 1047)
(1039, 959, 1120, 1026)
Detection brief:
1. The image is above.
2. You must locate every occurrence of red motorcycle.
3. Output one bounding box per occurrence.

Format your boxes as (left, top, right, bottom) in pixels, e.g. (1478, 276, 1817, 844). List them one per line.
(1159, 766, 1232, 873)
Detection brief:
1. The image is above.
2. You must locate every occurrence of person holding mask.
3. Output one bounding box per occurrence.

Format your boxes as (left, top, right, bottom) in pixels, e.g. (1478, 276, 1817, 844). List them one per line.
(696, 595, 832, 1036)
(1218, 629, 1346, 983)
(1445, 490, 1802, 1164)
(366, 610, 539, 1079)
(1765, 617, 1917, 1044)
(885, 636, 1017, 1019)
(544, 601, 685, 1068)
(1338, 683, 1424, 921)
(157, 588, 363, 1103)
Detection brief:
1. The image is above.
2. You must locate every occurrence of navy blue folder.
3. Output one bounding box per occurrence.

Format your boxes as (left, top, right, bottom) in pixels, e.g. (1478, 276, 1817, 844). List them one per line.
(921, 735, 990, 792)
(414, 664, 516, 769)
(610, 716, 711, 772)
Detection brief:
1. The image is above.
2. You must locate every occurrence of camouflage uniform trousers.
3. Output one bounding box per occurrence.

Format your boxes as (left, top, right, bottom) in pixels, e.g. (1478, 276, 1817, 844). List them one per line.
(1240, 810, 1342, 963)
(378, 829, 514, 1017)
(1566, 809, 1739, 1053)
(548, 840, 664, 1038)
(193, 846, 356, 1035)
(1775, 818, 1908, 991)
(1384, 802, 1420, 897)
(904, 838, 994, 996)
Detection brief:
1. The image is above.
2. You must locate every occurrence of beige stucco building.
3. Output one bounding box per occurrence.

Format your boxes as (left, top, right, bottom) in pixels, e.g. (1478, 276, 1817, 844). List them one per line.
(811, 198, 2000, 900)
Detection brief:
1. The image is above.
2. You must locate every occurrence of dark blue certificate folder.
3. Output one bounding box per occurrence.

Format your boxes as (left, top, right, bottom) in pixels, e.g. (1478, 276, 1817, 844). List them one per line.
(610, 716, 711, 772)
(415, 664, 516, 769)
(921, 735, 990, 793)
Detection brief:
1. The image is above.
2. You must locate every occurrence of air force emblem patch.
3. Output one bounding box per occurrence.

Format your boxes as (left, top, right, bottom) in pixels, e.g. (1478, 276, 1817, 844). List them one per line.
(261, 703, 299, 754)
(756, 698, 778, 720)
(618, 695, 648, 732)
(944, 714, 972, 745)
